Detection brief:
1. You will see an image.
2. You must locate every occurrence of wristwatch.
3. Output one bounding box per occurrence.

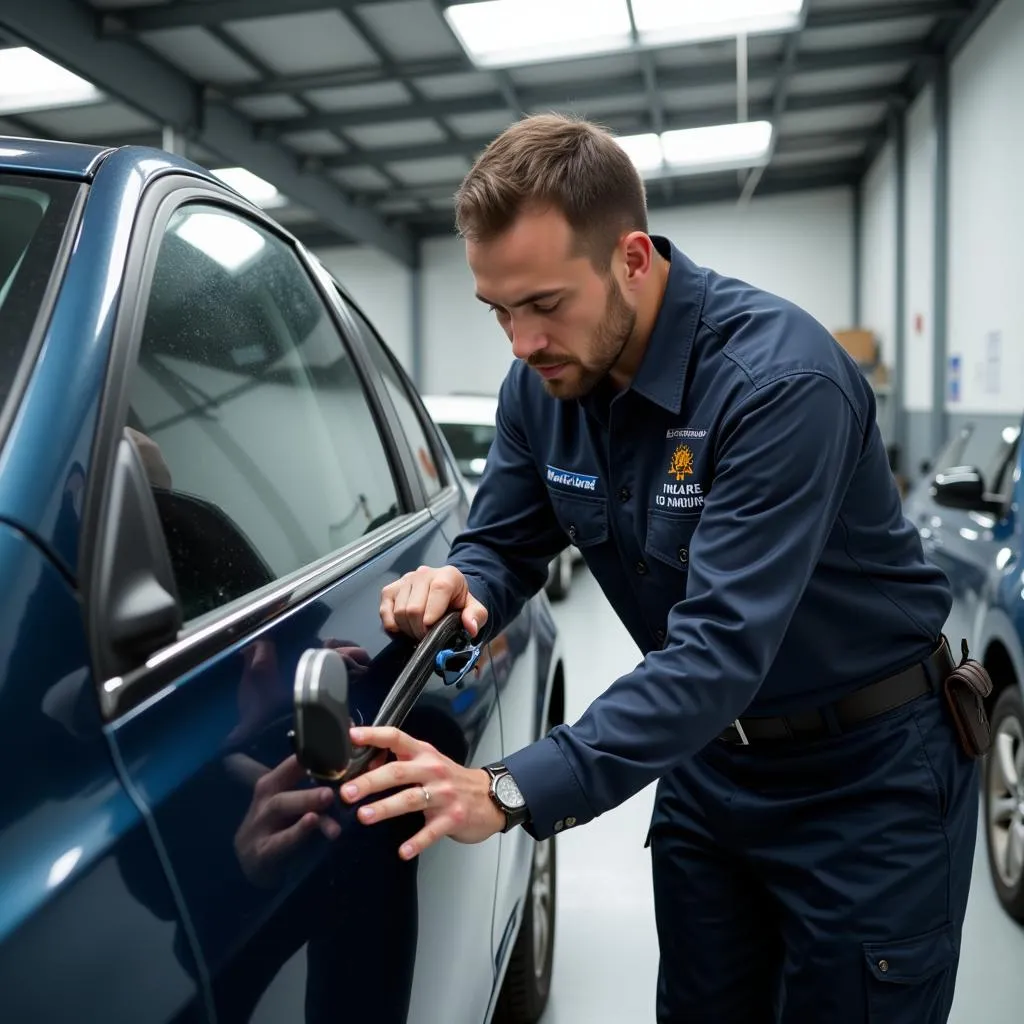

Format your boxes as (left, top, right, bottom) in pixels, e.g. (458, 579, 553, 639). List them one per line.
(483, 763, 530, 833)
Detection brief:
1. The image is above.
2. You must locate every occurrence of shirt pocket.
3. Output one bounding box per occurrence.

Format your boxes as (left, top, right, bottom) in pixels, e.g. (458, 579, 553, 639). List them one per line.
(548, 490, 609, 548)
(645, 508, 701, 572)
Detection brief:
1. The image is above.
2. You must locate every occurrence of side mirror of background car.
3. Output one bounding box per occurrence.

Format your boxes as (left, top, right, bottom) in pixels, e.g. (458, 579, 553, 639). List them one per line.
(931, 466, 1004, 515)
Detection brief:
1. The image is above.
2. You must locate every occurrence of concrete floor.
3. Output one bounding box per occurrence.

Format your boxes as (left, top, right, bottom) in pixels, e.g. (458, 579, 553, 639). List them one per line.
(540, 566, 1024, 1024)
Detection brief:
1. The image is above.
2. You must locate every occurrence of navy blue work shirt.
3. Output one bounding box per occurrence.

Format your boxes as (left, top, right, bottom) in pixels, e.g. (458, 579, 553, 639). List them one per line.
(446, 236, 952, 842)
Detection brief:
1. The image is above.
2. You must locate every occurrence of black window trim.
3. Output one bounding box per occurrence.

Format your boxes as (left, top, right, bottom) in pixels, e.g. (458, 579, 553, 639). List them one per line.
(82, 173, 435, 721)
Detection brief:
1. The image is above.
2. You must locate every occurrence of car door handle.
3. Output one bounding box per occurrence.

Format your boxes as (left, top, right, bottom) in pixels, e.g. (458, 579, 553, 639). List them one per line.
(291, 612, 480, 783)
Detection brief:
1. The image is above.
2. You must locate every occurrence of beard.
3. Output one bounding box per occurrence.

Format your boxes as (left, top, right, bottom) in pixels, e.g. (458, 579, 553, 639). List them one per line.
(530, 279, 636, 400)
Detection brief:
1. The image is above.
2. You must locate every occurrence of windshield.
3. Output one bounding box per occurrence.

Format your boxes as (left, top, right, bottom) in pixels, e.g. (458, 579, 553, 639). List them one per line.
(435, 421, 496, 479)
(0, 174, 80, 418)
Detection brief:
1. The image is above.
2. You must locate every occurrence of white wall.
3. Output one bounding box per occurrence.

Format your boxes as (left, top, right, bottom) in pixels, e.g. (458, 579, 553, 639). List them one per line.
(904, 84, 935, 413)
(415, 187, 854, 397)
(316, 245, 413, 371)
(947, 0, 1024, 415)
(859, 141, 897, 369)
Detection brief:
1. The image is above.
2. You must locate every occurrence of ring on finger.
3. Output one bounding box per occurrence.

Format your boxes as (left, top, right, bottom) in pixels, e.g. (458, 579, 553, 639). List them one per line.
(421, 786, 431, 806)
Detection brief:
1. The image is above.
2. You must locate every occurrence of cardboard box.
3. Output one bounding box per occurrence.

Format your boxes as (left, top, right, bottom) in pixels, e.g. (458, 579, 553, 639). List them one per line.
(832, 328, 879, 367)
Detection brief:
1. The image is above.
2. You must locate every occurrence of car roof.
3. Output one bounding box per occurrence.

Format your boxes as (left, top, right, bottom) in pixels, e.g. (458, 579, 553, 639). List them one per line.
(421, 393, 498, 426)
(0, 136, 114, 180)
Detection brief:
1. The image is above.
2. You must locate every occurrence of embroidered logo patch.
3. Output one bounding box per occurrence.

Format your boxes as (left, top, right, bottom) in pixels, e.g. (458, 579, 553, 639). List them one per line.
(666, 427, 707, 440)
(547, 465, 598, 492)
(669, 444, 694, 481)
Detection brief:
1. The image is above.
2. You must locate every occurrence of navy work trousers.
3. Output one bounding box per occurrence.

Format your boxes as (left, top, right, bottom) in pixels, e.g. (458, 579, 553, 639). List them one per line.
(647, 688, 979, 1023)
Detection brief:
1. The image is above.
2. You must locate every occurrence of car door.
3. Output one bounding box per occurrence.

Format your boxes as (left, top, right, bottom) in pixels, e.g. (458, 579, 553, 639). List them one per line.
(81, 180, 503, 1024)
(335, 295, 555, 989)
(915, 423, 1021, 647)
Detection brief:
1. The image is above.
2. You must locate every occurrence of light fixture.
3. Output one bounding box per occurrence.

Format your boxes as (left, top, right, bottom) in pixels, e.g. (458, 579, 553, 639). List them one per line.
(210, 167, 287, 209)
(614, 132, 664, 172)
(174, 210, 267, 273)
(661, 120, 773, 172)
(616, 121, 773, 177)
(443, 0, 803, 68)
(0, 47, 101, 115)
(631, 0, 804, 47)
(443, 0, 632, 68)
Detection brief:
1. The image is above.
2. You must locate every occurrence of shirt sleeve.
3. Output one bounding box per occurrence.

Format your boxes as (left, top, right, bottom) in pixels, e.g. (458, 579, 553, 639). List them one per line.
(503, 370, 868, 840)
(445, 367, 568, 639)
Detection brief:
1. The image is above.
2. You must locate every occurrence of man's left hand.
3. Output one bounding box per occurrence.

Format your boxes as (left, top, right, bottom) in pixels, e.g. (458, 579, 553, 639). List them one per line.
(340, 726, 506, 860)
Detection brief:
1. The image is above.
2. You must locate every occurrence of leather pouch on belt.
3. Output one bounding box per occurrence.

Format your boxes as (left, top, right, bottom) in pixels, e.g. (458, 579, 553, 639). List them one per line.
(942, 639, 994, 758)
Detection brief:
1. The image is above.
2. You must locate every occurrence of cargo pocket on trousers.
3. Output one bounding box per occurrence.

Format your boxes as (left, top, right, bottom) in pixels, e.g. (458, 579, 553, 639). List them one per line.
(862, 922, 957, 1022)
(548, 491, 609, 549)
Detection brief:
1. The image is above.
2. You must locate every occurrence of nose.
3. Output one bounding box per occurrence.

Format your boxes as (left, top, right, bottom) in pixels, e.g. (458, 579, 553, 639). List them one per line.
(509, 319, 547, 362)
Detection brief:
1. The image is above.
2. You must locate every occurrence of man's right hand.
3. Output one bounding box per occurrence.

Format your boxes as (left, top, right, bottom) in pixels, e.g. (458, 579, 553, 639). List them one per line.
(380, 565, 488, 641)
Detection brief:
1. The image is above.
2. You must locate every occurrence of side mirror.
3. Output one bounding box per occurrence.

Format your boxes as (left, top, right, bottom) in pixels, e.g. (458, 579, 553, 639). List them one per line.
(931, 466, 1001, 514)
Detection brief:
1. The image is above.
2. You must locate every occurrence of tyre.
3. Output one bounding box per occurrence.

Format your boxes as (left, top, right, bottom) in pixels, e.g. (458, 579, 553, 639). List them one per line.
(544, 551, 572, 602)
(983, 685, 1024, 922)
(492, 834, 556, 1024)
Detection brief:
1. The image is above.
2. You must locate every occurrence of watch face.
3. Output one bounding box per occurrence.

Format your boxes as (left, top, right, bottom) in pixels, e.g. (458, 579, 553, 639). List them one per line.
(495, 773, 525, 810)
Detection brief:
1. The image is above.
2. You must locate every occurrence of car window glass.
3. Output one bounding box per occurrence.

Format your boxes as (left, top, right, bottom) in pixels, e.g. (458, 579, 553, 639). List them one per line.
(343, 302, 445, 501)
(125, 203, 401, 622)
(435, 421, 496, 481)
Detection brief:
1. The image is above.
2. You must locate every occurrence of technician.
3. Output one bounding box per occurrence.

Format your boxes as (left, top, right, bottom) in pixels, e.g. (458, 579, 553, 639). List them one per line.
(340, 113, 979, 1022)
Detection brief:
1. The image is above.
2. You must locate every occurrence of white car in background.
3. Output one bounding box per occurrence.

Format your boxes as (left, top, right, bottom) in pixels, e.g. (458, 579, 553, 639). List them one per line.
(422, 393, 578, 601)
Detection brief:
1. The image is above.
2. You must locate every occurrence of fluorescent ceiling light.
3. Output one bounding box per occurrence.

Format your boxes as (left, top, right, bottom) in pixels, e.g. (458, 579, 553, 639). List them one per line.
(615, 133, 664, 173)
(444, 0, 803, 67)
(211, 167, 287, 209)
(0, 47, 102, 115)
(632, 0, 804, 46)
(661, 120, 773, 172)
(616, 121, 773, 177)
(443, 0, 632, 67)
(175, 211, 266, 273)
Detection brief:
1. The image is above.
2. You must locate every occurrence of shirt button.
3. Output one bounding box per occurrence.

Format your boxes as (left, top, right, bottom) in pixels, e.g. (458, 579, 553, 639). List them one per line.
(635, 560, 648, 575)
(568, 524, 577, 542)
(678, 547, 688, 565)
(878, 960, 889, 974)
(565, 816, 577, 828)
(553, 820, 564, 832)
(617, 486, 631, 502)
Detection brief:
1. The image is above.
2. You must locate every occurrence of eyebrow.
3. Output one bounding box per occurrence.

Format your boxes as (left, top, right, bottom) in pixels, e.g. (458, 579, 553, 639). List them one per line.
(475, 288, 565, 308)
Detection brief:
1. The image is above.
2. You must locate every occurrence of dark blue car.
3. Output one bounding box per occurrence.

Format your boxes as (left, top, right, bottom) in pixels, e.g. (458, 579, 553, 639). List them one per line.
(905, 416, 1024, 924)
(0, 137, 565, 1024)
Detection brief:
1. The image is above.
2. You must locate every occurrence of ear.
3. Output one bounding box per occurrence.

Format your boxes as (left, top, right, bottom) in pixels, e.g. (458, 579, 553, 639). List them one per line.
(620, 231, 655, 286)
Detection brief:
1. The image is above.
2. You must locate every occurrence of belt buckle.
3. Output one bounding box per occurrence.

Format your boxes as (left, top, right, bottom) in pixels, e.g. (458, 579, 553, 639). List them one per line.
(731, 719, 750, 745)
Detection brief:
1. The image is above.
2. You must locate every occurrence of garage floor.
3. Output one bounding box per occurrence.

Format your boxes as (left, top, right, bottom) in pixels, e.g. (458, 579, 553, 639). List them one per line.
(540, 566, 1024, 1024)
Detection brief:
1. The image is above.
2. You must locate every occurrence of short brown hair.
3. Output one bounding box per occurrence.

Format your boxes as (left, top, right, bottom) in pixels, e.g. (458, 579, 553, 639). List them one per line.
(454, 112, 648, 268)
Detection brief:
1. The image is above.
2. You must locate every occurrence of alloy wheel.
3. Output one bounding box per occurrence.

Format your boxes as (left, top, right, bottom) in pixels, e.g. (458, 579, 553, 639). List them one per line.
(987, 711, 1024, 889)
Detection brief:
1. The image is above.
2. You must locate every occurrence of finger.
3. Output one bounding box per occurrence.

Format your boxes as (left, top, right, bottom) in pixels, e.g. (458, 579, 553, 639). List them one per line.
(356, 781, 440, 825)
(252, 754, 305, 798)
(266, 786, 335, 823)
(258, 811, 323, 861)
(380, 582, 400, 633)
(403, 571, 436, 639)
(340, 729, 426, 801)
(461, 595, 488, 638)
(318, 815, 342, 841)
(397, 816, 453, 860)
(391, 578, 415, 638)
(422, 578, 457, 633)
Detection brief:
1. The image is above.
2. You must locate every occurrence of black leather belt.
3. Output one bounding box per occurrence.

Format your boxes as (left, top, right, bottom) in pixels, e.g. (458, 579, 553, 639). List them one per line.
(718, 639, 955, 746)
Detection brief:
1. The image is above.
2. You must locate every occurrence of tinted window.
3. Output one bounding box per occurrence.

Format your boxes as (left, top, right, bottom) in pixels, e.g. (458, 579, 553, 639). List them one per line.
(126, 203, 401, 622)
(0, 175, 78, 414)
(344, 302, 445, 501)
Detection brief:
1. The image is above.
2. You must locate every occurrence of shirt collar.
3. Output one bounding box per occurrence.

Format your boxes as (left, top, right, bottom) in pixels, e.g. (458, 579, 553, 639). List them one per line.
(628, 236, 705, 414)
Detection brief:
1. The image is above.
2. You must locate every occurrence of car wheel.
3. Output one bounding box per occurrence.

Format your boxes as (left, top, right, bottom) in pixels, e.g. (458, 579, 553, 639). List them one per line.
(544, 551, 572, 602)
(983, 685, 1024, 921)
(493, 834, 557, 1024)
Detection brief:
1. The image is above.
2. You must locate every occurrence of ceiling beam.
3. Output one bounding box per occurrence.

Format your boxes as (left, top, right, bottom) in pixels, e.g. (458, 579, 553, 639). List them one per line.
(323, 124, 869, 171)
(804, 1, 970, 31)
(234, 39, 924, 108)
(261, 46, 914, 136)
(0, 0, 416, 266)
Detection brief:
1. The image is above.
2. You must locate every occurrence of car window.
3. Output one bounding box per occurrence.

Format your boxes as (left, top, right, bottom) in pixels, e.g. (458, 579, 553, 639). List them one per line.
(435, 421, 496, 481)
(987, 430, 1020, 505)
(124, 203, 402, 622)
(342, 301, 446, 501)
(0, 175, 79, 417)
